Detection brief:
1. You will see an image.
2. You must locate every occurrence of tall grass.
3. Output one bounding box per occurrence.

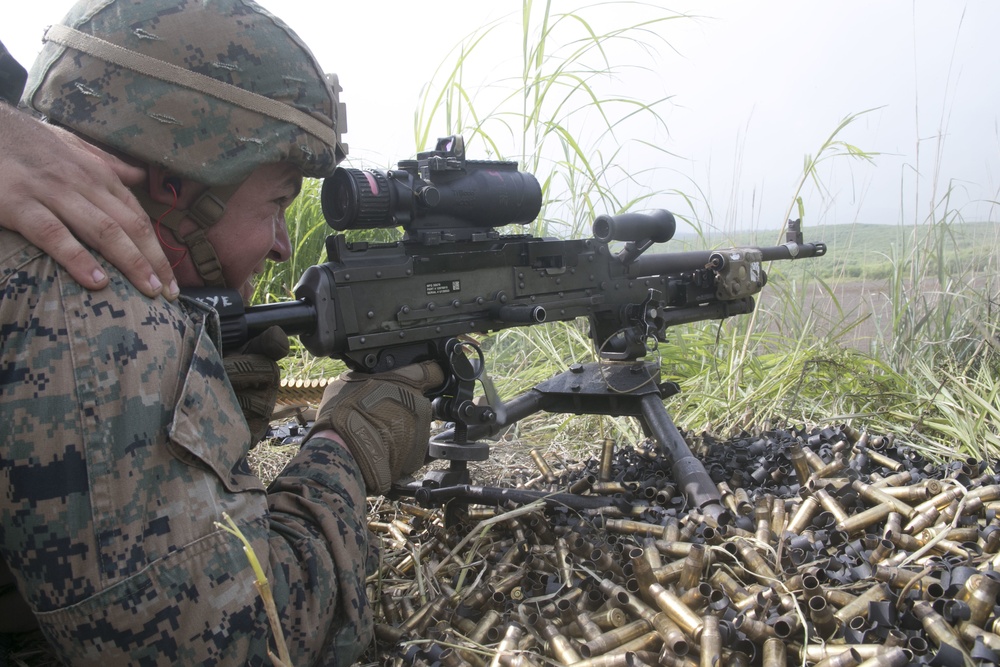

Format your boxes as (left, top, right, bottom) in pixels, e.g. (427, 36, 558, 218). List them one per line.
(259, 1, 1000, 462)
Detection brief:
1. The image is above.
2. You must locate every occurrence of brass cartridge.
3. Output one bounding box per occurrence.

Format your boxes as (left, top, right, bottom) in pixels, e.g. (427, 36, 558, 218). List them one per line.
(605, 519, 668, 540)
(911, 601, 974, 666)
(802, 445, 827, 472)
(903, 505, 939, 534)
(868, 470, 912, 488)
(761, 637, 786, 667)
(853, 647, 909, 667)
(882, 512, 902, 539)
(770, 497, 788, 537)
(872, 565, 942, 593)
(864, 448, 904, 472)
(808, 595, 838, 639)
(959, 621, 1000, 653)
(868, 538, 895, 564)
(708, 569, 753, 608)
(825, 588, 859, 609)
(582, 620, 653, 658)
(832, 582, 889, 625)
(836, 503, 893, 536)
(789, 441, 812, 485)
(528, 448, 557, 483)
(731, 537, 778, 581)
(808, 453, 847, 482)
(630, 547, 658, 591)
(680, 582, 711, 611)
(734, 613, 776, 642)
(852, 480, 916, 519)
(678, 544, 706, 593)
(599, 439, 615, 482)
(616, 630, 664, 655)
(399, 595, 449, 635)
(648, 582, 704, 641)
(754, 496, 772, 545)
(812, 647, 862, 667)
(536, 618, 581, 665)
(733, 487, 753, 516)
(913, 485, 964, 514)
(699, 615, 721, 667)
(801, 645, 897, 662)
(591, 607, 629, 631)
(878, 484, 931, 503)
(600, 579, 689, 656)
(488, 623, 523, 667)
(770, 613, 801, 640)
(814, 487, 850, 525)
(717, 481, 739, 516)
(785, 496, 821, 535)
(968, 483, 1000, 503)
(652, 540, 697, 560)
(959, 572, 1000, 628)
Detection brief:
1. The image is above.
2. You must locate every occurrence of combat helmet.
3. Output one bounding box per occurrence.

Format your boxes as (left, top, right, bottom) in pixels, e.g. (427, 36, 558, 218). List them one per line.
(22, 0, 348, 287)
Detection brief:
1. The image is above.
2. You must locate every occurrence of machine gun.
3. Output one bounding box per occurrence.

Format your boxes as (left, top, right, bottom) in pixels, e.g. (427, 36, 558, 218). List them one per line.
(188, 135, 826, 520)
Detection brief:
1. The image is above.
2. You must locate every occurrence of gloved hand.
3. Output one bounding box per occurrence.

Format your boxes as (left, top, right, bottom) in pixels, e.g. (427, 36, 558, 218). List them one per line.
(308, 361, 445, 495)
(223, 325, 289, 444)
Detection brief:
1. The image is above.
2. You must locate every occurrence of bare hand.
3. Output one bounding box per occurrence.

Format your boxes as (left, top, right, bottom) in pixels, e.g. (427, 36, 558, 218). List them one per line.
(0, 104, 178, 299)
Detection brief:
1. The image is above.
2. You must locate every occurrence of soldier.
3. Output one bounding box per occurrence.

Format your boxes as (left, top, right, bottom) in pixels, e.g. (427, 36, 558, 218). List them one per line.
(0, 1, 440, 665)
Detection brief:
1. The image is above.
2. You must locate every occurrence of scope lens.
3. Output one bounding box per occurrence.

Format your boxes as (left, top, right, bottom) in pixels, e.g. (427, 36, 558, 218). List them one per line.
(321, 168, 395, 230)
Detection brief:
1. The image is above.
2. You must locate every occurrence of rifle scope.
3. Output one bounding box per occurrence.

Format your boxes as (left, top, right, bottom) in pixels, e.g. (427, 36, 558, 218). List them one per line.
(321, 135, 542, 235)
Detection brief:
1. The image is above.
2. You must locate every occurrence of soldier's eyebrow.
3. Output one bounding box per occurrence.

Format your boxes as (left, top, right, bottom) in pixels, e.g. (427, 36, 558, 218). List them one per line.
(274, 172, 302, 199)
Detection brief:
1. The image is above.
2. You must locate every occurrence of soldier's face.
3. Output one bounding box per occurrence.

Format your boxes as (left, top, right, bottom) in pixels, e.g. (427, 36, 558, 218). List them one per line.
(206, 163, 302, 299)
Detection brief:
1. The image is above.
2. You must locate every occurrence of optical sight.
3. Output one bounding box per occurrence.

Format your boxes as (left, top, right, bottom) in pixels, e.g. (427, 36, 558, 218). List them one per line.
(321, 136, 542, 243)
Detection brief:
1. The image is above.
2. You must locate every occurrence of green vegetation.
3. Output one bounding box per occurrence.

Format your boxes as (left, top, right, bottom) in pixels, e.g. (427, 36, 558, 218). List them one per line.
(257, 2, 1000, 464)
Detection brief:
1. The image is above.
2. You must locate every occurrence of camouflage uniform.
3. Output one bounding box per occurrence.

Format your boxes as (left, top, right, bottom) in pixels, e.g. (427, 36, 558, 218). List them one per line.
(0, 233, 373, 666)
(1, 1, 372, 664)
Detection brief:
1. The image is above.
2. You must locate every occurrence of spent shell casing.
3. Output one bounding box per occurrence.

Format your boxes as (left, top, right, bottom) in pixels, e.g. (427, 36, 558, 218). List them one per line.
(761, 637, 786, 667)
(488, 623, 523, 667)
(911, 600, 974, 666)
(648, 582, 704, 641)
(536, 619, 581, 665)
(699, 615, 721, 667)
(853, 647, 908, 667)
(582, 619, 652, 658)
(852, 480, 917, 518)
(833, 582, 889, 624)
(677, 544, 706, 593)
(808, 595, 839, 639)
(785, 496, 821, 535)
(802, 645, 897, 662)
(960, 572, 1000, 628)
(959, 621, 1000, 653)
(813, 648, 863, 667)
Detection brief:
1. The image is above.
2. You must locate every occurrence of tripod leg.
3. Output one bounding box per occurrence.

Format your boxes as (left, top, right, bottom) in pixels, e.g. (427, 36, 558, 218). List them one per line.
(639, 393, 727, 524)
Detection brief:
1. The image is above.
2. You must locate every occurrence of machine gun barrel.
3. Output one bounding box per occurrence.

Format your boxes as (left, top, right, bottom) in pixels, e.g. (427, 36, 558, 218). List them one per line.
(627, 239, 827, 278)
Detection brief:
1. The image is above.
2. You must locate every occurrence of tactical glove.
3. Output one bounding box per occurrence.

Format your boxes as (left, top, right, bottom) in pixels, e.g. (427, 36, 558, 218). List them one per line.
(308, 361, 445, 495)
(223, 325, 289, 443)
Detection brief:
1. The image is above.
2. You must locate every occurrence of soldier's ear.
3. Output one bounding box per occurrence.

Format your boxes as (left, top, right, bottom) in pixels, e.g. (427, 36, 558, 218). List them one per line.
(146, 165, 204, 207)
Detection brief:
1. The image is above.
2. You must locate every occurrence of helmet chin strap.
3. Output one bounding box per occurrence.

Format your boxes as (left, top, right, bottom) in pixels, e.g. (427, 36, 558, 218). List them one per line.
(133, 183, 241, 288)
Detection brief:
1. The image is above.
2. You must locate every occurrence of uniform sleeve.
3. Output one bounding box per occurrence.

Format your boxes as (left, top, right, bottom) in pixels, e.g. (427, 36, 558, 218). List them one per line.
(0, 236, 373, 667)
(267, 436, 374, 663)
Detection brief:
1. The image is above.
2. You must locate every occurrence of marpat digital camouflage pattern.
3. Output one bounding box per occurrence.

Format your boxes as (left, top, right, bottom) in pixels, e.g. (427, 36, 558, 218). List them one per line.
(22, 0, 347, 186)
(0, 229, 374, 665)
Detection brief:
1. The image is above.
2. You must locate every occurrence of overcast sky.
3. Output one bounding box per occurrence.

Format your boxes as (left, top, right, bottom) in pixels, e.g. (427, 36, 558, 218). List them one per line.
(5, 1, 998, 237)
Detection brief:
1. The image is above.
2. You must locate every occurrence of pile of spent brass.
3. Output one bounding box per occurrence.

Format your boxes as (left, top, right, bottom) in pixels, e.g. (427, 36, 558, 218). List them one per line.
(364, 424, 1000, 667)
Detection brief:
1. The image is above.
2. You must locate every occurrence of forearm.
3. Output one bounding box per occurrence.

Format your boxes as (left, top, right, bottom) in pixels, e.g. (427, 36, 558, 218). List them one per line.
(266, 432, 374, 665)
